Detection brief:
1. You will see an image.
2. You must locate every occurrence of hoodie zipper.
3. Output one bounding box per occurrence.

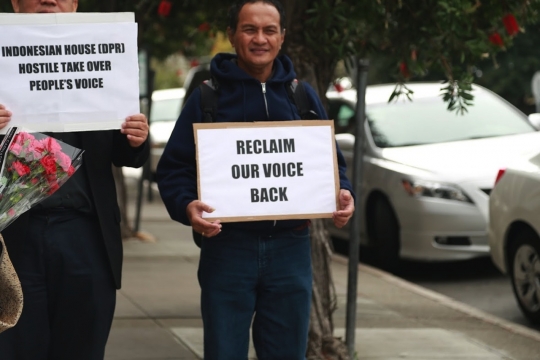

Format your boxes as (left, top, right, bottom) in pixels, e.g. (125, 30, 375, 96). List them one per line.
(261, 83, 269, 119)
(262, 82, 275, 226)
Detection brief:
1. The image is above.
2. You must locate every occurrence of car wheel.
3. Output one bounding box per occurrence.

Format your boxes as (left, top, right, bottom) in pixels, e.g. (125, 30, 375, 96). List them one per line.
(509, 228, 540, 325)
(372, 197, 400, 273)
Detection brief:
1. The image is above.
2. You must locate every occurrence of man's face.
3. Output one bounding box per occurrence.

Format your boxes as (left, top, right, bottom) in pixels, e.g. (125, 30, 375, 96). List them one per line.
(227, 2, 285, 78)
(12, 0, 78, 13)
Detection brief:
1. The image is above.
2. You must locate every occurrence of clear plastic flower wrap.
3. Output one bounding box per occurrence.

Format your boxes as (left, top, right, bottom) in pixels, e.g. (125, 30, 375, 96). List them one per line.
(0, 127, 84, 232)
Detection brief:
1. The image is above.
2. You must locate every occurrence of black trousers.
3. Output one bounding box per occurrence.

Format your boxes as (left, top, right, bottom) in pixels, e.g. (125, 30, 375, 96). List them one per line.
(0, 209, 116, 360)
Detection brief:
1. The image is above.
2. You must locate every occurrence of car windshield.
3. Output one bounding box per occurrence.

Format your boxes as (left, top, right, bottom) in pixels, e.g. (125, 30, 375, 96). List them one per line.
(367, 90, 535, 148)
(150, 98, 183, 123)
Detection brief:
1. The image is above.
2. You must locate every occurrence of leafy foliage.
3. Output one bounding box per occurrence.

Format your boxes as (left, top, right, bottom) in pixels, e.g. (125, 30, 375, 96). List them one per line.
(2, 0, 540, 113)
(475, 23, 540, 114)
(297, 0, 540, 113)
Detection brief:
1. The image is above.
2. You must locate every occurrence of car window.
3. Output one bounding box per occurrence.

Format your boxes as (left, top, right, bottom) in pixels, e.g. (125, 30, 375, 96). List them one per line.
(367, 90, 535, 148)
(150, 97, 183, 123)
(328, 100, 355, 134)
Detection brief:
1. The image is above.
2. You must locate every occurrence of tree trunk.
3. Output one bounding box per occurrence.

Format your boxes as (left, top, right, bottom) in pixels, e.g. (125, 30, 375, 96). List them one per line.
(307, 219, 350, 360)
(282, 4, 349, 359)
(282, 0, 337, 107)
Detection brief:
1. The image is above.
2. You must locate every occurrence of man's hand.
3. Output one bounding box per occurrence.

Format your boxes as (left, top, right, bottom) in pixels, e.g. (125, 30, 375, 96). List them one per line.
(333, 189, 355, 228)
(0, 104, 12, 130)
(187, 200, 222, 238)
(121, 114, 149, 148)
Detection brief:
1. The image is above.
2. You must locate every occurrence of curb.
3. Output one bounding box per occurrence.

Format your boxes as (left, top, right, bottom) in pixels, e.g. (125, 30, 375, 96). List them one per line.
(331, 254, 540, 343)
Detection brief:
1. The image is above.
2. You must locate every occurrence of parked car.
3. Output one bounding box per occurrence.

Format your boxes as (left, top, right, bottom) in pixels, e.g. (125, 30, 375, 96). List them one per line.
(488, 152, 540, 324)
(148, 87, 185, 174)
(325, 82, 540, 271)
(148, 64, 211, 177)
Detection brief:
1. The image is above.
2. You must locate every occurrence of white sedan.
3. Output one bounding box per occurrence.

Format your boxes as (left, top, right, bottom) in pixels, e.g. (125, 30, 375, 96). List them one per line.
(489, 152, 540, 325)
(326, 82, 540, 272)
(148, 87, 186, 174)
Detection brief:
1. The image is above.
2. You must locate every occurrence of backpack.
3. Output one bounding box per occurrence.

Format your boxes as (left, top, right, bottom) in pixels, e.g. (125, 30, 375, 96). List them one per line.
(192, 79, 319, 247)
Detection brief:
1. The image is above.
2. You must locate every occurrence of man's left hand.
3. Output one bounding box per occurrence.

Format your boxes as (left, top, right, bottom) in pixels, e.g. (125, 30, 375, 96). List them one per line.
(122, 114, 149, 148)
(333, 189, 354, 228)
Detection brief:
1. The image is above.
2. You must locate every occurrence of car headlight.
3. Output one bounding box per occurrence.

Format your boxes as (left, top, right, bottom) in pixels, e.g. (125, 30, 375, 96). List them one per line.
(401, 179, 473, 203)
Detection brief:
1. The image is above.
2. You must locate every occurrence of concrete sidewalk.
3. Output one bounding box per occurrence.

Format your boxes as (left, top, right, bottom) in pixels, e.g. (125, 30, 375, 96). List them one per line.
(105, 181, 540, 360)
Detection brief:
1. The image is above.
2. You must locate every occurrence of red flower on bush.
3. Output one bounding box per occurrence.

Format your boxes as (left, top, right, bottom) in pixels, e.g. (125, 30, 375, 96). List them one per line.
(489, 33, 504, 47)
(399, 61, 410, 78)
(198, 22, 211, 32)
(157, 0, 172, 17)
(503, 14, 519, 36)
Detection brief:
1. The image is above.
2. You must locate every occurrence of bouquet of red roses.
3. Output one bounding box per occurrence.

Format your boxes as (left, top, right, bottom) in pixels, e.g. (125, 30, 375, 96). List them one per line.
(0, 127, 84, 232)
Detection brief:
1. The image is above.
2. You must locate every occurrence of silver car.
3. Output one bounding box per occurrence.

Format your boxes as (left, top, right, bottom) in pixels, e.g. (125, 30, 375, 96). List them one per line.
(148, 88, 185, 174)
(489, 151, 540, 325)
(326, 82, 540, 271)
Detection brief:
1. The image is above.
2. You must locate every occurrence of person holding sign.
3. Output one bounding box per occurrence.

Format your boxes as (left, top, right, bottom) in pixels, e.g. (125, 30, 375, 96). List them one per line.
(157, 0, 354, 359)
(0, 1, 150, 359)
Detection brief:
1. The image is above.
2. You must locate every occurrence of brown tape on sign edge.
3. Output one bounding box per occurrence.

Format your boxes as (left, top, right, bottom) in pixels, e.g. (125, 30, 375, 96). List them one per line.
(0, 234, 23, 333)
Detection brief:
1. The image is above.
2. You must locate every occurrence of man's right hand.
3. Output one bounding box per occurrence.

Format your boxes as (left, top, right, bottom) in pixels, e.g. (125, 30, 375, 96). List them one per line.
(0, 104, 11, 130)
(186, 200, 222, 238)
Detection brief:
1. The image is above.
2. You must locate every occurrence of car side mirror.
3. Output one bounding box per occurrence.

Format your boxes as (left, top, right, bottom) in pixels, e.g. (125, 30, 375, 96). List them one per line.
(528, 113, 540, 130)
(335, 133, 355, 152)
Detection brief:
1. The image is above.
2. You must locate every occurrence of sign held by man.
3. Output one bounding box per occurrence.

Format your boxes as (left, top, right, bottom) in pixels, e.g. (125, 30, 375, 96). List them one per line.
(194, 120, 340, 221)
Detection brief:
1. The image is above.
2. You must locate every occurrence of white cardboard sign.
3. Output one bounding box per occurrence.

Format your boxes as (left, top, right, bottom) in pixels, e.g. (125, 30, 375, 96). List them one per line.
(0, 13, 139, 133)
(194, 120, 339, 222)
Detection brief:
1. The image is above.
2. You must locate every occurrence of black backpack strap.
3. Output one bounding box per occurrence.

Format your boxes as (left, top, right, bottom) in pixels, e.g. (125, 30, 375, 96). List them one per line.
(287, 79, 319, 120)
(193, 79, 220, 248)
(199, 79, 218, 123)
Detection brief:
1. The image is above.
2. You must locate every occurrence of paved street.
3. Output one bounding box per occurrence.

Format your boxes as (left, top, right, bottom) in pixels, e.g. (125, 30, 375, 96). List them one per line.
(104, 179, 540, 359)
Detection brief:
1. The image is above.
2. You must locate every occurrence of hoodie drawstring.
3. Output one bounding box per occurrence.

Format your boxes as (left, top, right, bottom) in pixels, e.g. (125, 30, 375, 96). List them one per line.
(261, 82, 270, 119)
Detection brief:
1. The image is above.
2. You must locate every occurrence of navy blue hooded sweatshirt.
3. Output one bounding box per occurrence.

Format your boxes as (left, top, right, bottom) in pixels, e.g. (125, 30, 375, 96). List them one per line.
(156, 53, 353, 232)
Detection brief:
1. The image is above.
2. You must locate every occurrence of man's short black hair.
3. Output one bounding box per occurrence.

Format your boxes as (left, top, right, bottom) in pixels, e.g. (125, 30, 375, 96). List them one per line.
(228, 0, 286, 33)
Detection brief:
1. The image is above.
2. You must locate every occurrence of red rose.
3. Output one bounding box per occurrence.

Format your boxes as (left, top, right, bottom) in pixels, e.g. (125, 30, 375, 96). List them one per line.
(40, 155, 57, 175)
(157, 0, 172, 17)
(40, 137, 62, 155)
(48, 181, 60, 195)
(11, 161, 31, 176)
(489, 33, 504, 47)
(503, 14, 519, 36)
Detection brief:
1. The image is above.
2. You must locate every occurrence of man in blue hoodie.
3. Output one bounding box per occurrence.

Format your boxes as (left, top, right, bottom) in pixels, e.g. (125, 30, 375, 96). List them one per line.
(157, 0, 354, 358)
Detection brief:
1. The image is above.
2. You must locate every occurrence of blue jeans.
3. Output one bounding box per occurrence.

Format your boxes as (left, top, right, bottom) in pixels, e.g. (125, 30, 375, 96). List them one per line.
(198, 227, 312, 360)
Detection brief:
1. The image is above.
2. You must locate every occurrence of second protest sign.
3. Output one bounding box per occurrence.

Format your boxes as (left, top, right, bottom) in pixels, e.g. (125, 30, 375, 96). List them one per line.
(194, 120, 339, 222)
(0, 13, 139, 133)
